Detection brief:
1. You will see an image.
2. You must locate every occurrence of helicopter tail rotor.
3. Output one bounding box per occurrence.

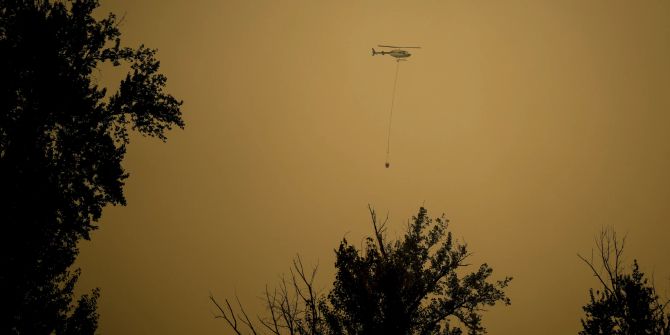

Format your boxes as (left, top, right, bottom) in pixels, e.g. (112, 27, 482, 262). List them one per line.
(372, 48, 376, 56)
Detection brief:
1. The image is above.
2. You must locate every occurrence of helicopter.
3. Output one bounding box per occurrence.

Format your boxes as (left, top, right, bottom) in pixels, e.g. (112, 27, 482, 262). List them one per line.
(372, 45, 421, 59)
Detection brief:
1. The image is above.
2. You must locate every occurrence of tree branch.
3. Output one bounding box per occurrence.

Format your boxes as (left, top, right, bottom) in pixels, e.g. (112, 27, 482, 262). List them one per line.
(369, 204, 388, 258)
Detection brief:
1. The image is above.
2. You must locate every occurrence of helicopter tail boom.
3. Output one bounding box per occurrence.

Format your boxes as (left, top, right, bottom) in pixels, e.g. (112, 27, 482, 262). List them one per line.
(372, 48, 387, 56)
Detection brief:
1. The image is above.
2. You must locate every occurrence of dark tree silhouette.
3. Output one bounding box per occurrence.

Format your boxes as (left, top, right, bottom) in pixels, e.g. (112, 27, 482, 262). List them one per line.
(578, 228, 670, 335)
(321, 206, 511, 335)
(212, 206, 512, 335)
(0, 1, 183, 333)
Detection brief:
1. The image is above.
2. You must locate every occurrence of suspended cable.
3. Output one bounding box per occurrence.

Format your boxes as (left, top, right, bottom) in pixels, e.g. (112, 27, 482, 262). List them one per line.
(385, 59, 401, 168)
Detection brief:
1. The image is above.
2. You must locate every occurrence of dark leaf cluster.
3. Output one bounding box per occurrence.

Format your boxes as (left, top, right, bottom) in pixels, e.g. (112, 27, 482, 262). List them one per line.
(579, 229, 670, 335)
(581, 261, 670, 335)
(321, 206, 511, 335)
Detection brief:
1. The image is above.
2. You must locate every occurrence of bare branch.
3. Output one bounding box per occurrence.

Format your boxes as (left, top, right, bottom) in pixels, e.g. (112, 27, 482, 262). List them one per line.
(278, 275, 299, 335)
(292, 255, 320, 334)
(578, 227, 628, 297)
(369, 204, 388, 258)
(259, 286, 281, 335)
(235, 295, 259, 335)
(578, 253, 612, 295)
(209, 294, 243, 335)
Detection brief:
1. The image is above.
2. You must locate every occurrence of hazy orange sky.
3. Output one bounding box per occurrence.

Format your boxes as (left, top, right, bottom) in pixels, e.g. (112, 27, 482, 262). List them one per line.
(76, 1, 670, 334)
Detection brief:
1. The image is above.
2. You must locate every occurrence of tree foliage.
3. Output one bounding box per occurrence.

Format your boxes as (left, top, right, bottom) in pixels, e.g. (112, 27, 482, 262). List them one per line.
(321, 206, 511, 335)
(0, 0, 183, 333)
(579, 228, 670, 335)
(212, 206, 512, 335)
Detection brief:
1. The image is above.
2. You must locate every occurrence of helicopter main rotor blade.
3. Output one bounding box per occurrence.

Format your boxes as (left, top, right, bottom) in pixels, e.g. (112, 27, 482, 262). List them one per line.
(378, 45, 421, 48)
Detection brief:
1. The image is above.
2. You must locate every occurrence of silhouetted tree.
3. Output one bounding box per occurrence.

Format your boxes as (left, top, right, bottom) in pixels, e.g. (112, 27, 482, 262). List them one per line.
(212, 206, 512, 335)
(578, 228, 670, 335)
(321, 206, 511, 335)
(0, 1, 183, 333)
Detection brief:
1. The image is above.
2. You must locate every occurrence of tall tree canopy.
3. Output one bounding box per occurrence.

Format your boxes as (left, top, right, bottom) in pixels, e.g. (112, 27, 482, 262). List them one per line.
(0, 0, 183, 333)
